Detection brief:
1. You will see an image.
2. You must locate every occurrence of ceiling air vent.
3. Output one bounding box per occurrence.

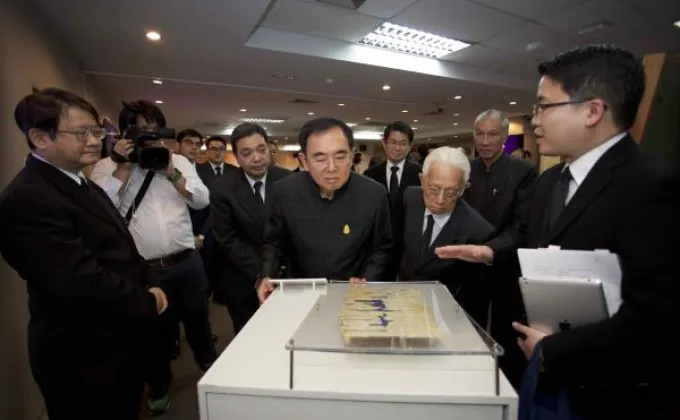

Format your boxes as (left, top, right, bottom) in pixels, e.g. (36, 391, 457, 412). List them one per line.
(316, 0, 366, 10)
(290, 98, 319, 104)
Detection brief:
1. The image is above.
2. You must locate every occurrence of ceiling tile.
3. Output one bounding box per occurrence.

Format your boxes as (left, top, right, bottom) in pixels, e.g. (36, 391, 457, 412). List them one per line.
(617, 26, 680, 55)
(538, 0, 652, 35)
(469, 0, 588, 19)
(358, 0, 419, 18)
(392, 0, 526, 43)
(484, 22, 579, 56)
(263, 0, 382, 43)
(443, 45, 539, 76)
(616, 0, 680, 25)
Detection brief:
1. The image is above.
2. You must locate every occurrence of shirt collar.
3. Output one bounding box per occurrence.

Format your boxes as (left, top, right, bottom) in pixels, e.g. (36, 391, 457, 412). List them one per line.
(244, 171, 267, 189)
(210, 161, 223, 171)
(387, 159, 406, 173)
(31, 153, 84, 185)
(424, 207, 452, 227)
(566, 132, 626, 187)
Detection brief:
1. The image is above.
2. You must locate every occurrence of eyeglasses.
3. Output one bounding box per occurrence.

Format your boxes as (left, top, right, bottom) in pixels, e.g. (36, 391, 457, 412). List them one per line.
(386, 140, 409, 148)
(58, 127, 107, 141)
(208, 147, 226, 152)
(425, 186, 462, 200)
(310, 153, 351, 168)
(532, 100, 590, 115)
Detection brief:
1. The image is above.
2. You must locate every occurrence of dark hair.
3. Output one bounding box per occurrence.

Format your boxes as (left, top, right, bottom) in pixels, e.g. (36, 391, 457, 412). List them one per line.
(292, 152, 299, 158)
(206, 136, 227, 148)
(460, 145, 471, 156)
(230, 123, 268, 153)
(298, 117, 354, 152)
(383, 121, 414, 143)
(118, 100, 167, 134)
(537, 44, 645, 131)
(14, 87, 100, 150)
(177, 128, 203, 143)
(358, 144, 367, 152)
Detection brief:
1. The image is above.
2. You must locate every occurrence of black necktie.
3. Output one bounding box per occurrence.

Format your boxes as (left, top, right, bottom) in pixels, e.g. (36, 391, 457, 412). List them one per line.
(215, 166, 222, 177)
(389, 166, 399, 204)
(253, 181, 264, 206)
(421, 214, 435, 256)
(547, 167, 573, 230)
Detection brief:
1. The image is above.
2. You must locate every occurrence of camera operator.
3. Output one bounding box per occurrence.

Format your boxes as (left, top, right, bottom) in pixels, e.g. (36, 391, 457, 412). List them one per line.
(90, 100, 216, 415)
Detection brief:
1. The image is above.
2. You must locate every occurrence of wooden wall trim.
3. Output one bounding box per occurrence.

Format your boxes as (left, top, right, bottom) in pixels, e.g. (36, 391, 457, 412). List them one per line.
(629, 53, 667, 143)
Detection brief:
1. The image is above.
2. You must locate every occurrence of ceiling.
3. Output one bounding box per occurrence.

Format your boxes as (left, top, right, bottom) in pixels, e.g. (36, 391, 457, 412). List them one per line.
(30, 0, 680, 144)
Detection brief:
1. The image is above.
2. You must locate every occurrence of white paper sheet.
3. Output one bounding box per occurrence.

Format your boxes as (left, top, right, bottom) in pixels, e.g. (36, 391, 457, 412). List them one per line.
(518, 248, 622, 316)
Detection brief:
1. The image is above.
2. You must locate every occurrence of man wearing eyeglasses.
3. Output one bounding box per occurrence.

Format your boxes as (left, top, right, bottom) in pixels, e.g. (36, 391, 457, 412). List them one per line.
(257, 117, 393, 303)
(0, 88, 167, 420)
(364, 121, 421, 281)
(400, 146, 494, 325)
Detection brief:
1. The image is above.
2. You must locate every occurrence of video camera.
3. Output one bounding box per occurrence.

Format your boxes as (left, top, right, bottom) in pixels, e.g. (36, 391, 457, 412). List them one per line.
(111, 126, 176, 171)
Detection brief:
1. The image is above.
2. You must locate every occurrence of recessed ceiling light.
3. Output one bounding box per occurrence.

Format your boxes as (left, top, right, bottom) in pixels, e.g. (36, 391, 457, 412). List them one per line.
(454, 95, 462, 100)
(401, 110, 408, 113)
(413, 119, 419, 123)
(155, 100, 163, 104)
(359, 22, 470, 58)
(308, 112, 315, 115)
(347, 123, 357, 127)
(675, 20, 680, 28)
(382, 85, 391, 91)
(454, 113, 459, 117)
(413, 127, 418, 130)
(454, 135, 459, 138)
(146, 31, 161, 41)
(365, 117, 371, 120)
(152, 79, 163, 85)
(453, 122, 458, 126)
(242, 118, 285, 124)
(338, 103, 345, 107)
(509, 101, 517, 105)
(239, 108, 247, 112)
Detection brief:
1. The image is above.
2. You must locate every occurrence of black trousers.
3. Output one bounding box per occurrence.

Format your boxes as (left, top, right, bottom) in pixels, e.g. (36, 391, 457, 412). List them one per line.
(224, 292, 260, 334)
(200, 238, 225, 304)
(147, 250, 217, 395)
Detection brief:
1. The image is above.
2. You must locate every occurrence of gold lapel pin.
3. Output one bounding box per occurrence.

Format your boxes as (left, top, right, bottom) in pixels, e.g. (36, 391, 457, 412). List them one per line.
(343, 224, 351, 235)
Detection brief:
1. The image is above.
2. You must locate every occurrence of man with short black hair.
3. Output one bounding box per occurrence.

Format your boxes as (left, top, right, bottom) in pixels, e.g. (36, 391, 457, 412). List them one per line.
(90, 100, 216, 415)
(211, 123, 291, 332)
(0, 88, 167, 420)
(257, 117, 393, 302)
(176, 128, 202, 163)
(364, 121, 421, 280)
(512, 44, 680, 419)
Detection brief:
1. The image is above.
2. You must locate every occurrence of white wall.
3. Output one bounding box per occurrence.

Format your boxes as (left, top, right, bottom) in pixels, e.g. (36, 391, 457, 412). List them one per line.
(0, 0, 115, 419)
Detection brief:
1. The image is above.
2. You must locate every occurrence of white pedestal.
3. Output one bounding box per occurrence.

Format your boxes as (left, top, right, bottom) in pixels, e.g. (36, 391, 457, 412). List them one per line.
(198, 287, 518, 420)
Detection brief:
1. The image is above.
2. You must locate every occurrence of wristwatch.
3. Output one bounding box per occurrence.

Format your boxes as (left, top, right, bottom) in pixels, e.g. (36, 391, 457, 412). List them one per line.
(167, 168, 183, 183)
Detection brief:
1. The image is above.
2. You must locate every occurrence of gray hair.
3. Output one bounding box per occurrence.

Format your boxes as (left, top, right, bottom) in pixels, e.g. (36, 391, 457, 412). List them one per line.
(422, 146, 471, 184)
(474, 109, 510, 136)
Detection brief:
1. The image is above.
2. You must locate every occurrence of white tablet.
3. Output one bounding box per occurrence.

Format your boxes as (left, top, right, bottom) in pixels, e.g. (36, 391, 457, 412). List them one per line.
(519, 276, 610, 334)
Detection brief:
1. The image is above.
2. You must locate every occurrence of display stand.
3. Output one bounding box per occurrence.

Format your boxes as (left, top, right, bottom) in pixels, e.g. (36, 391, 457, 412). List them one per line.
(198, 281, 517, 420)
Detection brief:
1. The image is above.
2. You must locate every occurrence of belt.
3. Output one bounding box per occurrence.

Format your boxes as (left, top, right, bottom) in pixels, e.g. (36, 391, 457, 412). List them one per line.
(144, 248, 193, 268)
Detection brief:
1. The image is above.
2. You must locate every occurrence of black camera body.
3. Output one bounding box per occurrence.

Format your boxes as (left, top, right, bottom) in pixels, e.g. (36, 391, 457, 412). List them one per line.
(111, 126, 176, 171)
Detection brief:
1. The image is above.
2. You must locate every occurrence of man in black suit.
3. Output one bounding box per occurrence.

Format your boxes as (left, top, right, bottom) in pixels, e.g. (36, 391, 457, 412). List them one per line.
(211, 123, 291, 333)
(0, 88, 167, 420)
(400, 146, 494, 325)
(511, 45, 680, 419)
(441, 109, 537, 388)
(364, 121, 421, 280)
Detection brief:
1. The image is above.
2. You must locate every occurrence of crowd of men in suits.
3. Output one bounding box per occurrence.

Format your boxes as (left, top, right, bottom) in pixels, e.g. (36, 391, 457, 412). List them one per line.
(0, 44, 678, 420)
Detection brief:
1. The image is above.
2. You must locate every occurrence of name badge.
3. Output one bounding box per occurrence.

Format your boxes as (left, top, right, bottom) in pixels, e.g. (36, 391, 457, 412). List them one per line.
(343, 224, 351, 235)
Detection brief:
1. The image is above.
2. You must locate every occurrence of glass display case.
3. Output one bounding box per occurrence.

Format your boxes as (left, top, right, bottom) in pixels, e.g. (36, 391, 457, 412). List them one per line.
(284, 281, 504, 394)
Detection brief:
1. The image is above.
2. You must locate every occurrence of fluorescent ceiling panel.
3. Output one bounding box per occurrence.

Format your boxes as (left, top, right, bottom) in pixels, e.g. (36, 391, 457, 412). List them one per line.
(358, 22, 469, 58)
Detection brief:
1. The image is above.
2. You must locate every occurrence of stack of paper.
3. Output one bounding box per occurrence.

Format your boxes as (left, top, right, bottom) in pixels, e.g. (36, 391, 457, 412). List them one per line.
(340, 286, 441, 347)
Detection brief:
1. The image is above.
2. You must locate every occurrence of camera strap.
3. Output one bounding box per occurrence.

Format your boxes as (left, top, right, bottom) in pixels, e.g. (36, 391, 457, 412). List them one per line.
(124, 171, 155, 225)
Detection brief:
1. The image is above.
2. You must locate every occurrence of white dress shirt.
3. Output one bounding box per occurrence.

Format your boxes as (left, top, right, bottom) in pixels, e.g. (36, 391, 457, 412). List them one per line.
(564, 132, 626, 204)
(423, 209, 452, 246)
(386, 159, 406, 192)
(31, 153, 84, 185)
(245, 172, 267, 202)
(90, 154, 210, 259)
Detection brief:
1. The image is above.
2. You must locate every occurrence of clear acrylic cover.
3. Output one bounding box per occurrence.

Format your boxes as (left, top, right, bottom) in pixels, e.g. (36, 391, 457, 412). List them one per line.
(285, 281, 504, 356)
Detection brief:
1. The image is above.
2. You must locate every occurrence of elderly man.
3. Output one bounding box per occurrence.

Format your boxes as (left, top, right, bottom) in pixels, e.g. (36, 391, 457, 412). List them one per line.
(400, 146, 494, 325)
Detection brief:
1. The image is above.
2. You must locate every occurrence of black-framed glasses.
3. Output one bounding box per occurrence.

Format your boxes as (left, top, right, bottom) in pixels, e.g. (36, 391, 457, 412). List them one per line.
(532, 101, 587, 115)
(58, 127, 107, 141)
(208, 146, 226, 152)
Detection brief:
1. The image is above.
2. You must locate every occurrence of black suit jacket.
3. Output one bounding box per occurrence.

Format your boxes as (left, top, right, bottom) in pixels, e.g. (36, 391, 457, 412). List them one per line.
(190, 162, 236, 238)
(0, 157, 157, 384)
(401, 187, 494, 323)
(364, 161, 421, 277)
(210, 165, 291, 297)
(526, 135, 680, 418)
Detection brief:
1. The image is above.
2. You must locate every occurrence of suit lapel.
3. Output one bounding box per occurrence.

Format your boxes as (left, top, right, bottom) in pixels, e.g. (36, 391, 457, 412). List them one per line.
(405, 192, 426, 265)
(375, 162, 388, 188)
(488, 155, 511, 224)
(416, 206, 465, 270)
(546, 136, 636, 243)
